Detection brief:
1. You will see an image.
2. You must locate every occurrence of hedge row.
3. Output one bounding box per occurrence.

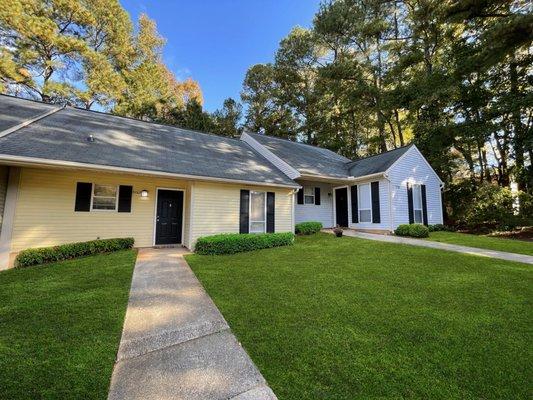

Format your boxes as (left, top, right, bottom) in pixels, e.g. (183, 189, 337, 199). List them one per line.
(394, 224, 430, 238)
(295, 221, 323, 235)
(195, 232, 295, 255)
(16, 238, 135, 268)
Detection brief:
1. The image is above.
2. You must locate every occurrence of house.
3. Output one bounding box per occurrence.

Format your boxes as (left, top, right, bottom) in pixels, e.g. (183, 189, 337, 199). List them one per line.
(0, 95, 443, 269)
(242, 132, 444, 233)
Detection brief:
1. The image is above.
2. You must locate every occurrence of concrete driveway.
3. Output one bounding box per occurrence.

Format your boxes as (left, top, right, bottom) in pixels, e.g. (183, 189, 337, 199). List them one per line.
(108, 248, 276, 400)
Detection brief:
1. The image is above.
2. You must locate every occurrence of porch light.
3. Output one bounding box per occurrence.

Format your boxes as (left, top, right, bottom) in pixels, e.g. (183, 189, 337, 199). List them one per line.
(140, 189, 149, 198)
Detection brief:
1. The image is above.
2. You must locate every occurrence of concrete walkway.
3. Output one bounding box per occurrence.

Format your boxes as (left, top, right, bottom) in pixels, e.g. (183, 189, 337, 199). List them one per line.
(108, 248, 277, 400)
(333, 229, 533, 265)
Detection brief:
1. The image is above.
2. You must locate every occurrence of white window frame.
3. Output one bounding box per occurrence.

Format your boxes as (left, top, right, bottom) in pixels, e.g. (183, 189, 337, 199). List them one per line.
(249, 190, 266, 234)
(412, 184, 424, 224)
(90, 183, 119, 212)
(358, 183, 372, 223)
(303, 186, 315, 205)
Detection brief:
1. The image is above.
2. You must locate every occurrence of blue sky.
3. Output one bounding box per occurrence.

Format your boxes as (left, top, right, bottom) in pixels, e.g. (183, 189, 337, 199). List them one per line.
(120, 0, 321, 112)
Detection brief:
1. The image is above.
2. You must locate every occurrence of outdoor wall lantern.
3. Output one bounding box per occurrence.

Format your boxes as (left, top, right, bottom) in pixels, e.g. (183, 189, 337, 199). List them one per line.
(140, 189, 149, 198)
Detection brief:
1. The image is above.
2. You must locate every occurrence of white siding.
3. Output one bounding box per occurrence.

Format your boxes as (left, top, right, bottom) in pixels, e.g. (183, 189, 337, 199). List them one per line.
(388, 146, 443, 228)
(347, 178, 392, 231)
(294, 181, 335, 228)
(241, 132, 301, 179)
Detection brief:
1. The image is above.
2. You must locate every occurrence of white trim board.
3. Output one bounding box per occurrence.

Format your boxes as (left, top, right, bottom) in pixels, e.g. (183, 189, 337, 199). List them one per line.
(0, 167, 21, 269)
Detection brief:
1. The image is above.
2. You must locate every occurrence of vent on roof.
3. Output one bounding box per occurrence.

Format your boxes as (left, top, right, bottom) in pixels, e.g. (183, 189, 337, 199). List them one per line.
(87, 134, 95, 142)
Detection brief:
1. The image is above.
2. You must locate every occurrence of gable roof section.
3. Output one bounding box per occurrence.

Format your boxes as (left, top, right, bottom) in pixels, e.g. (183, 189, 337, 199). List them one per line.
(246, 132, 415, 180)
(0, 95, 297, 188)
(347, 144, 414, 178)
(246, 132, 352, 178)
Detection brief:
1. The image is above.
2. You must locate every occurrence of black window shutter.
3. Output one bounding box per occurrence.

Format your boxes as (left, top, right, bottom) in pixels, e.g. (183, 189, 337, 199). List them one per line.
(421, 184, 428, 226)
(407, 183, 414, 224)
(350, 185, 358, 223)
(266, 192, 275, 233)
(371, 181, 381, 223)
(118, 185, 133, 213)
(75, 182, 92, 212)
(239, 189, 250, 234)
(314, 187, 321, 205)
(297, 188, 304, 204)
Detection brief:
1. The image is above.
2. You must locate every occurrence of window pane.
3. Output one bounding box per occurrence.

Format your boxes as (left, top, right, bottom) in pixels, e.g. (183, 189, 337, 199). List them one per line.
(250, 191, 265, 221)
(304, 187, 314, 196)
(359, 209, 371, 223)
(250, 222, 265, 233)
(94, 184, 116, 197)
(304, 195, 314, 204)
(359, 184, 371, 209)
(414, 210, 423, 223)
(413, 185, 422, 209)
(93, 197, 116, 210)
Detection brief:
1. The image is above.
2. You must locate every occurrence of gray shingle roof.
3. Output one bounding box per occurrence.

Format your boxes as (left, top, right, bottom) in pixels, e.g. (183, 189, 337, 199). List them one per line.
(248, 132, 412, 179)
(0, 95, 297, 187)
(247, 132, 352, 178)
(347, 145, 413, 178)
(0, 95, 58, 132)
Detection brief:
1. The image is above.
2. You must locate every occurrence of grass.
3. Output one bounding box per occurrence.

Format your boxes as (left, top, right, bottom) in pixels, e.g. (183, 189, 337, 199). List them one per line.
(0, 250, 137, 400)
(186, 233, 532, 400)
(426, 231, 533, 256)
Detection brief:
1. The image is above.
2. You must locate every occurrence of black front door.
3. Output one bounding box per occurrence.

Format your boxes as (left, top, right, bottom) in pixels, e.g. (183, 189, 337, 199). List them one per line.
(335, 187, 349, 227)
(155, 190, 183, 245)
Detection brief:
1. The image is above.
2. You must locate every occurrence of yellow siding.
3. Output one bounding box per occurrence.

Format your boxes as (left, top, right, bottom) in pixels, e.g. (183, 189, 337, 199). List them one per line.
(10, 167, 295, 253)
(190, 182, 294, 246)
(11, 167, 189, 251)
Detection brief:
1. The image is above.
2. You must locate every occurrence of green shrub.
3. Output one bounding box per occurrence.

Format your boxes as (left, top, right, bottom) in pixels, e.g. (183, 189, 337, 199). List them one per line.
(295, 221, 323, 235)
(195, 232, 295, 255)
(394, 224, 411, 236)
(16, 238, 134, 268)
(395, 224, 429, 238)
(408, 224, 430, 238)
(428, 224, 446, 232)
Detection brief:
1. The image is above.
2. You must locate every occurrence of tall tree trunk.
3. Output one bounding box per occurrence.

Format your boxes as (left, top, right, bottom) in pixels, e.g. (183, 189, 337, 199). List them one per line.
(510, 60, 525, 190)
(394, 109, 404, 146)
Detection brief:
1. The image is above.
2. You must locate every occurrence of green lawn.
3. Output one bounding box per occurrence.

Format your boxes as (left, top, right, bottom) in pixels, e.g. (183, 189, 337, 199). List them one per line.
(426, 231, 533, 255)
(186, 234, 532, 400)
(0, 250, 137, 400)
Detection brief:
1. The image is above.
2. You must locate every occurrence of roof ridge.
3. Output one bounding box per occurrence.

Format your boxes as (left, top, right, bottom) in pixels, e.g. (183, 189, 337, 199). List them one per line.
(247, 131, 351, 161)
(1, 93, 247, 144)
(346, 143, 414, 166)
(0, 103, 64, 139)
(64, 105, 248, 144)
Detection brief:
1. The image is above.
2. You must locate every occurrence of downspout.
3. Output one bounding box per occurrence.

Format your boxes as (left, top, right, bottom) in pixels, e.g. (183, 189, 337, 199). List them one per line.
(384, 173, 394, 233)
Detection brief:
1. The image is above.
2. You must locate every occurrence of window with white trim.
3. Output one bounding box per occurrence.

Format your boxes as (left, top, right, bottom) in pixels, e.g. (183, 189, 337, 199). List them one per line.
(91, 184, 118, 211)
(412, 184, 423, 223)
(249, 191, 266, 233)
(304, 187, 315, 205)
(358, 183, 372, 223)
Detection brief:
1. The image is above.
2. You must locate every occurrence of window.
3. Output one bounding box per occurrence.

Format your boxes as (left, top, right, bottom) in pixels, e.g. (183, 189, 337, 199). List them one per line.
(412, 184, 423, 223)
(249, 191, 266, 233)
(304, 187, 315, 204)
(358, 183, 372, 223)
(92, 184, 118, 211)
